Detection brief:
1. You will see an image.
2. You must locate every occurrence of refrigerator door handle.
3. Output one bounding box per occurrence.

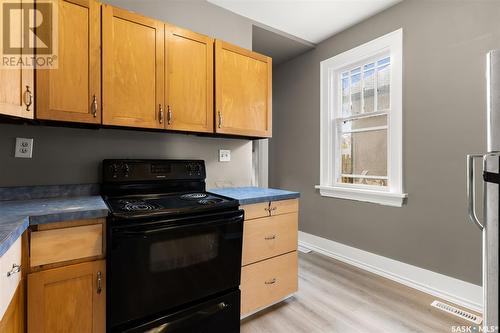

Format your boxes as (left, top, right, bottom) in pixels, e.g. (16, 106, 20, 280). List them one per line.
(467, 154, 485, 231)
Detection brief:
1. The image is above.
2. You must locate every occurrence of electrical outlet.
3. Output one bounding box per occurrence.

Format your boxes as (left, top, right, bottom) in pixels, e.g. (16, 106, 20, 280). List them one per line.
(219, 149, 231, 162)
(15, 138, 33, 158)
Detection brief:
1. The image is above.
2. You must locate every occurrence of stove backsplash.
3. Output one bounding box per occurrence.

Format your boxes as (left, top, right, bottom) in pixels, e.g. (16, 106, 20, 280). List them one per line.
(0, 124, 253, 189)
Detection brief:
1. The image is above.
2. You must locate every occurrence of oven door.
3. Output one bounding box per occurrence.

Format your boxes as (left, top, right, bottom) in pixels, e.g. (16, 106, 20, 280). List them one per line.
(107, 210, 243, 330)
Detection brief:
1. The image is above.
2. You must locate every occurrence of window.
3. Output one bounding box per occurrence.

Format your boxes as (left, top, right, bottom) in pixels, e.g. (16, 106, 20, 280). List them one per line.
(316, 29, 407, 207)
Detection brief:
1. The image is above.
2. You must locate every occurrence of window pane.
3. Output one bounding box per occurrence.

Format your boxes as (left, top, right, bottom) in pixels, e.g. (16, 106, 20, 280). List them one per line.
(342, 77, 350, 117)
(377, 63, 391, 111)
(364, 62, 375, 71)
(377, 57, 390, 67)
(341, 115, 387, 132)
(363, 68, 375, 113)
(339, 129, 387, 182)
(341, 134, 353, 175)
(352, 177, 388, 186)
(351, 68, 362, 114)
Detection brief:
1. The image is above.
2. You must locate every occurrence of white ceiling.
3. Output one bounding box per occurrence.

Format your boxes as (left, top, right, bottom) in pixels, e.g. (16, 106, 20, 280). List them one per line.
(207, 0, 402, 44)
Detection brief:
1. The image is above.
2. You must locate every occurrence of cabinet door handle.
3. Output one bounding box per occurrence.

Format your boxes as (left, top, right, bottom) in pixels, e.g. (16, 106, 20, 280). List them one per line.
(264, 234, 276, 240)
(159, 104, 164, 124)
(218, 111, 223, 128)
(24, 85, 32, 112)
(91, 95, 97, 117)
(6, 264, 21, 277)
(167, 105, 172, 125)
(97, 271, 102, 294)
(264, 278, 276, 285)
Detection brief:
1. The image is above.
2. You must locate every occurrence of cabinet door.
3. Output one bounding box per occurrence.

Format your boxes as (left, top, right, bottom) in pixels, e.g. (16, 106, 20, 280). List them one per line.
(165, 26, 214, 133)
(36, 0, 101, 124)
(0, 0, 34, 119)
(102, 5, 164, 129)
(27, 260, 105, 333)
(215, 40, 272, 138)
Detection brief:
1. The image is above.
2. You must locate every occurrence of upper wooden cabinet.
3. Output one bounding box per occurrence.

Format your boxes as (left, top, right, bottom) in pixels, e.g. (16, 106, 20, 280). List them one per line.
(215, 40, 272, 138)
(165, 26, 214, 133)
(0, 0, 34, 120)
(27, 260, 105, 333)
(102, 5, 164, 129)
(0, 66, 34, 120)
(0, 2, 273, 138)
(37, 0, 101, 124)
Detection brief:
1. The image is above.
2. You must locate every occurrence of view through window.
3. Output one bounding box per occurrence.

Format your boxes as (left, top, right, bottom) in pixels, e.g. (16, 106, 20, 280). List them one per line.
(338, 56, 391, 187)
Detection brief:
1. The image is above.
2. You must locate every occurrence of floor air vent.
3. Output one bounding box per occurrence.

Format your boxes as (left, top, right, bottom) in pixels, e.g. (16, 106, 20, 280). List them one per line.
(431, 300, 483, 324)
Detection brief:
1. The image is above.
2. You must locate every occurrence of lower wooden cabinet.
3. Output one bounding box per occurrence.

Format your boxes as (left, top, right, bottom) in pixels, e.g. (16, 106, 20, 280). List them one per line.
(240, 199, 299, 317)
(27, 259, 105, 333)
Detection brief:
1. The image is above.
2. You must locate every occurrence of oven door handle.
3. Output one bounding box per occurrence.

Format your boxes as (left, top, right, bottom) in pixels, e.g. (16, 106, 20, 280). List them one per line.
(114, 215, 243, 237)
(132, 301, 231, 332)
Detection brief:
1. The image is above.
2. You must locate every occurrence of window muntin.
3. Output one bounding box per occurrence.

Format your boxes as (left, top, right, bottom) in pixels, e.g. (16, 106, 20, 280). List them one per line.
(336, 55, 391, 188)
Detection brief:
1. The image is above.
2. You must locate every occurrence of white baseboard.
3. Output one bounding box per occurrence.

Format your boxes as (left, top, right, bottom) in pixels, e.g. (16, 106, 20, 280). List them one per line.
(298, 231, 483, 313)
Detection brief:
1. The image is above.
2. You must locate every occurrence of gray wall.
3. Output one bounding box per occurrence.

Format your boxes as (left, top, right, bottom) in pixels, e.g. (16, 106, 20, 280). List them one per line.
(0, 0, 255, 189)
(0, 124, 252, 189)
(269, 0, 500, 284)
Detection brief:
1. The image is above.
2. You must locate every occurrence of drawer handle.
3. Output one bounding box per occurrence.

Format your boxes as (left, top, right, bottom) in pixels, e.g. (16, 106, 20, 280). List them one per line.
(264, 278, 277, 285)
(264, 235, 276, 240)
(6, 264, 21, 277)
(97, 271, 102, 294)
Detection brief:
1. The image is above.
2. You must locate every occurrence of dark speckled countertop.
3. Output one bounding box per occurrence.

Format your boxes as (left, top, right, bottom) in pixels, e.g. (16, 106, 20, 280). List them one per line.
(0, 186, 299, 257)
(209, 187, 300, 205)
(0, 187, 108, 257)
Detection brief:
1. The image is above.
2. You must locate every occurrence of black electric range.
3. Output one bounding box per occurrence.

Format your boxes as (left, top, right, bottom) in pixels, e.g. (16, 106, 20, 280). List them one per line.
(102, 159, 243, 333)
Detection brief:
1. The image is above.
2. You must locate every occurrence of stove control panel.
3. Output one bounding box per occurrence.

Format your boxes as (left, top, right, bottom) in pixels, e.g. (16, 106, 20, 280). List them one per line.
(185, 162, 203, 176)
(103, 159, 206, 182)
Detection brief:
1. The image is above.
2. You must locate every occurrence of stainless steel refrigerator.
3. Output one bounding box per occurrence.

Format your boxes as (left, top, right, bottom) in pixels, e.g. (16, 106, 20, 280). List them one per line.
(468, 50, 500, 330)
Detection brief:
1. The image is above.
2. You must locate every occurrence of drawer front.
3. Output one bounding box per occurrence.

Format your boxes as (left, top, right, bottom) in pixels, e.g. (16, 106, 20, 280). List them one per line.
(242, 212, 298, 266)
(270, 198, 298, 216)
(241, 201, 270, 220)
(240, 251, 298, 316)
(0, 237, 22, 321)
(30, 224, 103, 267)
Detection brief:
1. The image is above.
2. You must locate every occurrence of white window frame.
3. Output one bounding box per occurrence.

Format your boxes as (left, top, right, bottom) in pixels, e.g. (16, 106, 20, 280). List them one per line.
(316, 29, 407, 207)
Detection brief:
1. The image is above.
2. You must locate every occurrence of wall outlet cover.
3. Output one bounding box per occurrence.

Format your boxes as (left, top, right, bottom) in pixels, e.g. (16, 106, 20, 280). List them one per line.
(219, 149, 231, 162)
(15, 138, 33, 158)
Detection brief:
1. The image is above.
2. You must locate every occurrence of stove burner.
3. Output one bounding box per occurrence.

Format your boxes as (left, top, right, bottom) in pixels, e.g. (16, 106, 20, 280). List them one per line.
(198, 198, 223, 205)
(122, 201, 160, 212)
(181, 193, 208, 200)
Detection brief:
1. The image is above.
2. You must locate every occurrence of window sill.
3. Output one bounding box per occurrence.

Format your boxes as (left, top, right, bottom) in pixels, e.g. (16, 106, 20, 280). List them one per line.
(315, 185, 408, 207)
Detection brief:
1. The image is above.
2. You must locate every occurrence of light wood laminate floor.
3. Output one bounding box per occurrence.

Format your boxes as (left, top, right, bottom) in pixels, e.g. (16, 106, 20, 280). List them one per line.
(241, 251, 478, 333)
